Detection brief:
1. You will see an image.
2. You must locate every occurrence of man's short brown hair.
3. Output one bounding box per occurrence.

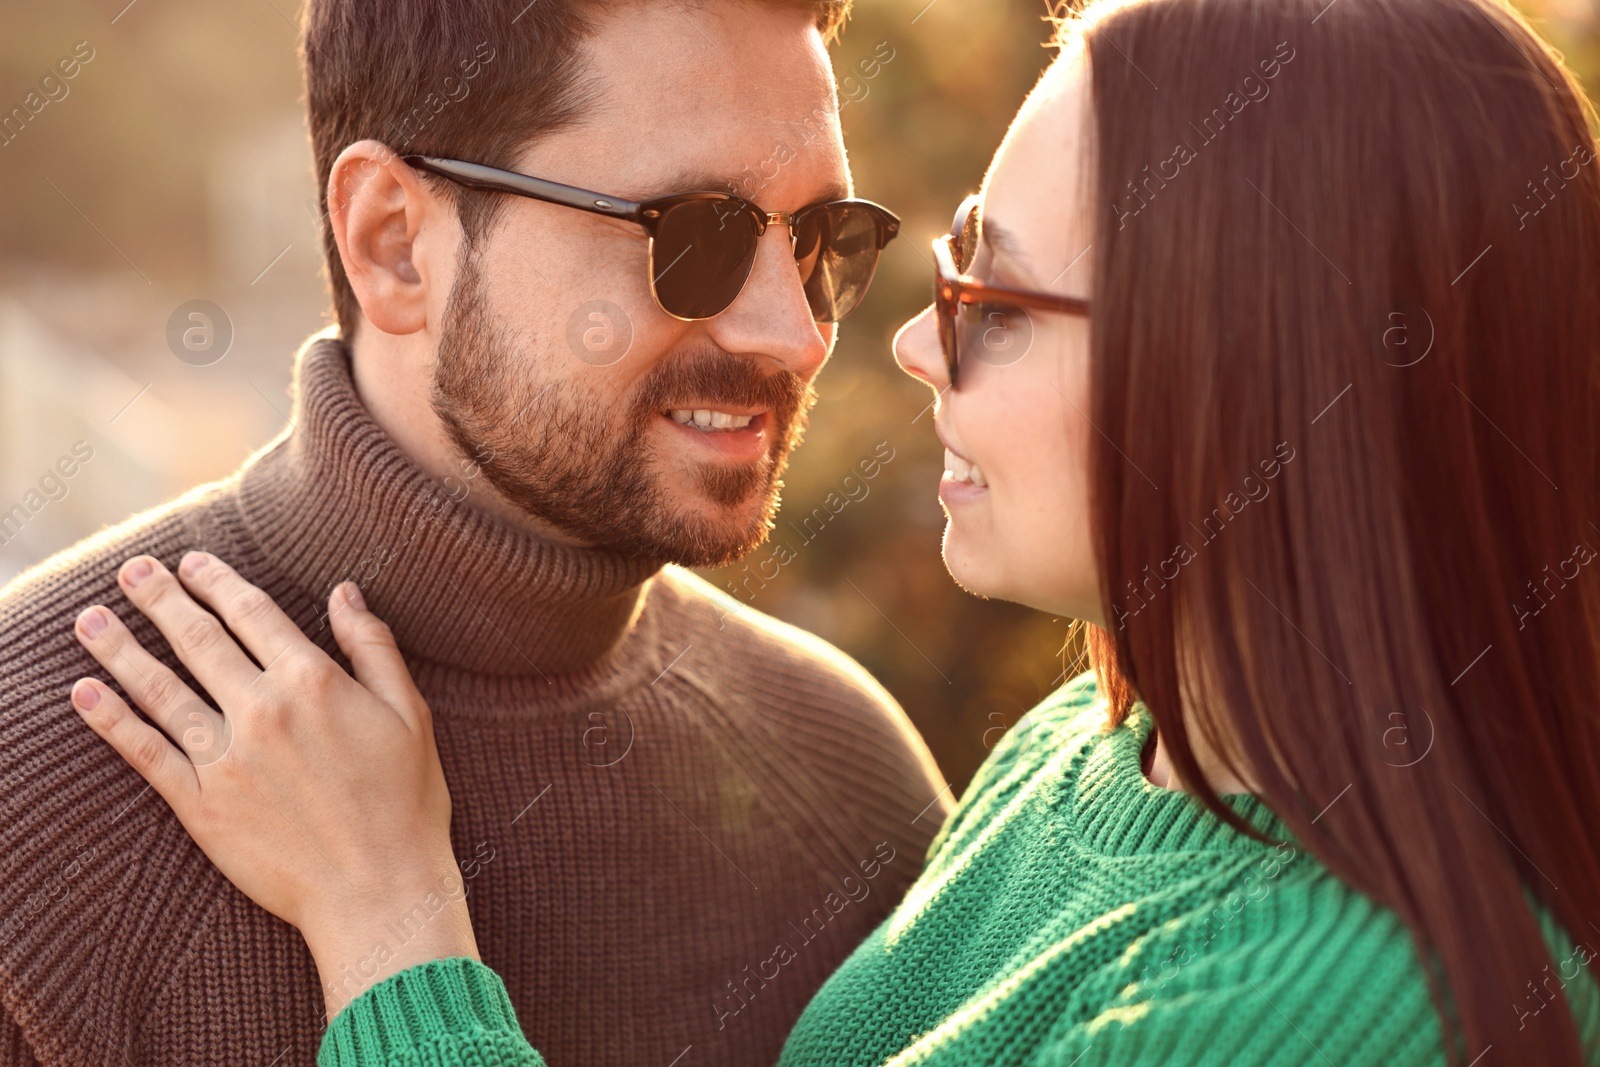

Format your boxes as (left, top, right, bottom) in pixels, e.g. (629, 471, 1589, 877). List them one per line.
(302, 0, 851, 341)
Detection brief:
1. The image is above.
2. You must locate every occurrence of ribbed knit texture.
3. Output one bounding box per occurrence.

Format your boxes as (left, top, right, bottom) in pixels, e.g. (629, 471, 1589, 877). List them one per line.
(316, 671, 1600, 1066)
(321, 957, 540, 1067)
(0, 329, 948, 1066)
(777, 672, 1600, 1065)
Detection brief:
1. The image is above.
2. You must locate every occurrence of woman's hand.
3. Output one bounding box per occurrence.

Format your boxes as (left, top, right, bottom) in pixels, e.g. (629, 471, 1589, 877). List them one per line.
(68, 550, 478, 1019)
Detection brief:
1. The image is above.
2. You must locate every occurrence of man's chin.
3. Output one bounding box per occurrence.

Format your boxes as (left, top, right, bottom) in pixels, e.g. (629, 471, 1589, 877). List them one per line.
(648, 487, 781, 568)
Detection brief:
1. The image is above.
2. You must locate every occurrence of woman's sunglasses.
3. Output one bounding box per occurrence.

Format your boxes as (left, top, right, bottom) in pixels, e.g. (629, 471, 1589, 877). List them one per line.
(933, 193, 1092, 388)
(403, 154, 901, 323)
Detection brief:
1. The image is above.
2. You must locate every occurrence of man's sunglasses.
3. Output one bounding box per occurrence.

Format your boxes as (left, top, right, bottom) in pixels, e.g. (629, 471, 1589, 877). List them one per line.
(403, 154, 901, 323)
(933, 193, 1091, 388)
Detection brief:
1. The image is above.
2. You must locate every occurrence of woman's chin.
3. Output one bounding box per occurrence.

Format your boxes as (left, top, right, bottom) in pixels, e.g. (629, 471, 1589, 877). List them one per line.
(941, 525, 1096, 620)
(941, 526, 1004, 600)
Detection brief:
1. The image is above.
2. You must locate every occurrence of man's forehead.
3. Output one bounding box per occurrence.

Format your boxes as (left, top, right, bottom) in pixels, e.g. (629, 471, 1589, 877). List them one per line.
(553, 95, 850, 206)
(575, 1, 837, 115)
(564, 1, 847, 195)
(513, 108, 849, 206)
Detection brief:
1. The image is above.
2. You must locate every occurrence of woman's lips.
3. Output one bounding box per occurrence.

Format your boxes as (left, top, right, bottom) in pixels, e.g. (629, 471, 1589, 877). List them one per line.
(942, 446, 987, 488)
(935, 422, 986, 502)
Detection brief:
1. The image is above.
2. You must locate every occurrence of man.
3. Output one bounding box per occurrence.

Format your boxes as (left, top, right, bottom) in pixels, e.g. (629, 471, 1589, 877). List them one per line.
(0, 1, 949, 1063)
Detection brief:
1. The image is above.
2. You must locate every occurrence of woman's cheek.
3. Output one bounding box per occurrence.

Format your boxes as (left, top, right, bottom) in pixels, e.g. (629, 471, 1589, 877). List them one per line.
(1004, 384, 1095, 606)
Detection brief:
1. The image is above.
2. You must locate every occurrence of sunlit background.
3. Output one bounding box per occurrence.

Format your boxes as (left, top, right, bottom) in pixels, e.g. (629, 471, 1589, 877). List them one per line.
(2, 0, 1596, 791)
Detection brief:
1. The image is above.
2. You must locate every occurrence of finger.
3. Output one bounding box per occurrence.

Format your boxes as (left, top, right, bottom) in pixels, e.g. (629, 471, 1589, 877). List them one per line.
(70, 677, 200, 809)
(117, 555, 260, 703)
(327, 583, 429, 730)
(175, 551, 314, 674)
(74, 604, 227, 753)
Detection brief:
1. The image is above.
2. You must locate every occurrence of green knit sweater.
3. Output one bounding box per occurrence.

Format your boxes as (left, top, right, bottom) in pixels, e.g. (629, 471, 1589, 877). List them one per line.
(319, 672, 1600, 1066)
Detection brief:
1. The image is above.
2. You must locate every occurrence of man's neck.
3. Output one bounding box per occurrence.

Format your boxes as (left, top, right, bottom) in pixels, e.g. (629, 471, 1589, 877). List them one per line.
(233, 331, 662, 680)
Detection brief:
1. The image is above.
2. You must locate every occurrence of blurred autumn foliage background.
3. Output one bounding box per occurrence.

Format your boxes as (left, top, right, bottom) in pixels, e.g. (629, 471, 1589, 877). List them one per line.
(1, 0, 1596, 791)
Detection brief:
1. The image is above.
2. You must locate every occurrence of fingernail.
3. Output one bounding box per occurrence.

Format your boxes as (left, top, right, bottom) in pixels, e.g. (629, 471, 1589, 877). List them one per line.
(71, 680, 100, 712)
(122, 558, 153, 587)
(342, 582, 367, 611)
(179, 551, 210, 578)
(78, 607, 108, 639)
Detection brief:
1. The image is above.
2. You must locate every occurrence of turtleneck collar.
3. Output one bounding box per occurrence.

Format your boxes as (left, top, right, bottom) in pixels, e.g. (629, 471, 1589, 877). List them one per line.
(234, 331, 664, 680)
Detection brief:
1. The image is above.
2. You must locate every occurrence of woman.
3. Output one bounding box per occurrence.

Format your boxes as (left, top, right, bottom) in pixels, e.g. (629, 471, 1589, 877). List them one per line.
(65, 0, 1600, 1062)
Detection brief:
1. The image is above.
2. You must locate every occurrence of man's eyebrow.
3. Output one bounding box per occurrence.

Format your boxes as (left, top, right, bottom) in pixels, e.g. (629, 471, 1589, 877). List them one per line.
(616, 166, 850, 207)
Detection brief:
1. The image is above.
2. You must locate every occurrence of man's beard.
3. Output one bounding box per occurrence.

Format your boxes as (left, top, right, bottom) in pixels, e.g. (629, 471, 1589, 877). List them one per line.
(430, 253, 815, 567)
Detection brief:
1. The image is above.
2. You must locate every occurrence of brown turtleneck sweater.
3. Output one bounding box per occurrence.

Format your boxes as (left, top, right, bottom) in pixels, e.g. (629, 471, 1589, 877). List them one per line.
(0, 332, 949, 1067)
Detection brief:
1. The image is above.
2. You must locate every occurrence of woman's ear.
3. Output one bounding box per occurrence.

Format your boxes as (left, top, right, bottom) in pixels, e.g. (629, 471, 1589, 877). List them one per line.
(326, 140, 445, 336)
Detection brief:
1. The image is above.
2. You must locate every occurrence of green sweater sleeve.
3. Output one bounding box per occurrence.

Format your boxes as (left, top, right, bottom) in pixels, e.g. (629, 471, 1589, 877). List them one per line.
(318, 957, 547, 1067)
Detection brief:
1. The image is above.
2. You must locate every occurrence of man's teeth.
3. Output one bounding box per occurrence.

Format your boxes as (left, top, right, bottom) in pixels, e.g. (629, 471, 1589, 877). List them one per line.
(669, 409, 756, 431)
(944, 447, 988, 488)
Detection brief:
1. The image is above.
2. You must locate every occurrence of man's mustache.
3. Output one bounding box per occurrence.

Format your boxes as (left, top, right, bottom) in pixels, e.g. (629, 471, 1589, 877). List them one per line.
(631, 348, 811, 422)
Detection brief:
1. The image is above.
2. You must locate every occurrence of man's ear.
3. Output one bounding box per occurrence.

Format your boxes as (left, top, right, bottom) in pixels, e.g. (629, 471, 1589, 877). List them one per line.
(327, 140, 449, 336)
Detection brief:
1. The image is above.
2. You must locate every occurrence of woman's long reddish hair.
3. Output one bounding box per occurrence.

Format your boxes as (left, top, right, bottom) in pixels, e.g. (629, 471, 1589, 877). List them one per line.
(1064, 0, 1600, 1060)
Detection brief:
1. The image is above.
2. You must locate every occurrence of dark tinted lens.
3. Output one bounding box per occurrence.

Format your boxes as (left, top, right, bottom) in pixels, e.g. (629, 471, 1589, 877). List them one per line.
(939, 299, 960, 383)
(651, 199, 760, 319)
(794, 204, 885, 322)
(934, 250, 960, 382)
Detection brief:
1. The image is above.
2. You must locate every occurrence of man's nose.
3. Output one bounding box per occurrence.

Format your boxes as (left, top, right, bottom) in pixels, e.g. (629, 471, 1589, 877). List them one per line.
(702, 222, 829, 381)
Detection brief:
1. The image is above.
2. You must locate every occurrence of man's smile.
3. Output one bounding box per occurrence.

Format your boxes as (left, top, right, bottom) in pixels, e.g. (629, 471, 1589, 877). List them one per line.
(658, 409, 771, 460)
(666, 407, 760, 430)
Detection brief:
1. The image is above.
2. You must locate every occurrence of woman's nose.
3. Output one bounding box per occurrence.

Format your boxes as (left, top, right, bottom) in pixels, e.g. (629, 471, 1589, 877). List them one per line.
(893, 305, 950, 391)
